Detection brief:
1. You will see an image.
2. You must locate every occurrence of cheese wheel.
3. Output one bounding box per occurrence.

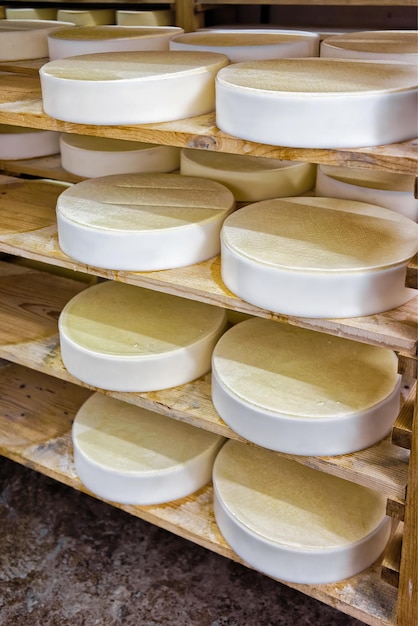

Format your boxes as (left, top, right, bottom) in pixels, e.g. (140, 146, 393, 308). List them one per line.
(316, 164, 418, 222)
(180, 148, 315, 201)
(48, 25, 183, 60)
(0, 19, 74, 61)
(56, 172, 235, 270)
(0, 124, 60, 160)
(170, 29, 319, 62)
(117, 10, 174, 27)
(321, 30, 418, 63)
(56, 9, 116, 27)
(60, 134, 180, 178)
(59, 281, 227, 391)
(213, 440, 391, 584)
(220, 196, 418, 317)
(5, 8, 58, 20)
(73, 392, 225, 504)
(216, 57, 418, 148)
(212, 318, 401, 455)
(40, 50, 229, 124)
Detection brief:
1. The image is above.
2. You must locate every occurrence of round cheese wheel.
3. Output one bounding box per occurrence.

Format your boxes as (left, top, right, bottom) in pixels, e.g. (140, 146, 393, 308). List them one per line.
(73, 392, 225, 504)
(321, 30, 418, 63)
(170, 29, 319, 62)
(180, 148, 315, 201)
(59, 280, 227, 391)
(117, 10, 174, 27)
(5, 8, 58, 20)
(316, 164, 418, 222)
(47, 25, 183, 60)
(40, 50, 229, 124)
(212, 318, 401, 455)
(56, 172, 235, 270)
(216, 57, 418, 148)
(220, 196, 418, 317)
(0, 19, 74, 61)
(56, 9, 116, 27)
(60, 134, 180, 178)
(213, 440, 391, 584)
(0, 124, 60, 159)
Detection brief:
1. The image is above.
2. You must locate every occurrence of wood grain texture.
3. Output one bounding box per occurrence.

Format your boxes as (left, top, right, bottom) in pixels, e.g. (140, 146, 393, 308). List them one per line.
(381, 524, 402, 588)
(0, 361, 398, 626)
(0, 74, 416, 175)
(391, 381, 416, 449)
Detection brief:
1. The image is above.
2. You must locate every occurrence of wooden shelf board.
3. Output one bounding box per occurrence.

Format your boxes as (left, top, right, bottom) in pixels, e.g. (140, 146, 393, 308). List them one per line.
(0, 176, 416, 356)
(391, 381, 416, 449)
(0, 153, 83, 183)
(381, 524, 402, 589)
(0, 360, 398, 626)
(0, 260, 410, 502)
(200, 0, 415, 4)
(0, 73, 416, 175)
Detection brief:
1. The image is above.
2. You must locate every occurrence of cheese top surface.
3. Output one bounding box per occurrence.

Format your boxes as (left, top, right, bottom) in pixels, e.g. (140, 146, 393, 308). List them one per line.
(50, 25, 180, 41)
(61, 133, 165, 153)
(221, 197, 418, 271)
(214, 440, 387, 549)
(0, 19, 65, 33)
(216, 58, 417, 94)
(41, 50, 229, 81)
(74, 392, 223, 472)
(319, 164, 415, 193)
(172, 30, 316, 47)
(57, 173, 235, 231)
(323, 30, 418, 54)
(213, 318, 398, 418)
(60, 281, 226, 355)
(181, 148, 301, 173)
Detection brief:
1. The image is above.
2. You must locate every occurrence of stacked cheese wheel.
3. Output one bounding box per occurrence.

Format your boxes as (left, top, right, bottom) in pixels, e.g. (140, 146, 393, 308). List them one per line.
(73, 392, 225, 505)
(0, 124, 60, 160)
(59, 281, 227, 392)
(0, 19, 74, 61)
(320, 30, 418, 63)
(56, 9, 116, 26)
(56, 172, 235, 270)
(211, 318, 401, 456)
(213, 440, 391, 584)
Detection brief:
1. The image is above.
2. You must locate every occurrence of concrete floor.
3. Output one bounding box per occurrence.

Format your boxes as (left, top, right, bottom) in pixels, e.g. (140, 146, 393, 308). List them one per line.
(0, 456, 364, 626)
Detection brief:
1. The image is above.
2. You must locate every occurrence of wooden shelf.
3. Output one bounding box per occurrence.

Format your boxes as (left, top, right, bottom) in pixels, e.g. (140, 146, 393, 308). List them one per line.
(0, 359, 399, 626)
(0, 71, 417, 175)
(0, 260, 410, 506)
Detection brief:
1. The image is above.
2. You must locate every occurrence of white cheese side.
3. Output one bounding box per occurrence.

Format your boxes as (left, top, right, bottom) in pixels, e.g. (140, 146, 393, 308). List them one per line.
(56, 9, 116, 26)
(0, 124, 60, 160)
(211, 317, 401, 455)
(5, 8, 58, 20)
(170, 29, 319, 61)
(40, 50, 229, 124)
(216, 57, 418, 148)
(180, 148, 315, 201)
(60, 134, 180, 177)
(213, 439, 391, 583)
(117, 10, 174, 26)
(220, 196, 418, 317)
(59, 280, 227, 391)
(316, 164, 418, 222)
(0, 19, 74, 60)
(73, 392, 225, 504)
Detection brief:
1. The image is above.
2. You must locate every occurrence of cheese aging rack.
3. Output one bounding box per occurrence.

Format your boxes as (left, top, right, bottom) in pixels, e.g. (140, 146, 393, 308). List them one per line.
(0, 5, 416, 626)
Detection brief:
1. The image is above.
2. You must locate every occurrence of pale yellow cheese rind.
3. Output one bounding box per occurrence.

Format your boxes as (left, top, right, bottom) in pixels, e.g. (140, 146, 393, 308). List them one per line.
(214, 440, 387, 549)
(173, 31, 314, 47)
(323, 30, 418, 55)
(61, 281, 226, 355)
(74, 393, 223, 472)
(222, 197, 418, 271)
(50, 25, 180, 41)
(319, 164, 415, 193)
(213, 318, 399, 418)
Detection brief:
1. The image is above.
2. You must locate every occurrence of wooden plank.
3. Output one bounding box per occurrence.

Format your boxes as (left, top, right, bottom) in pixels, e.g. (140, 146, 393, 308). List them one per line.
(0, 361, 398, 626)
(0, 58, 47, 76)
(386, 496, 405, 522)
(0, 259, 410, 502)
(397, 390, 418, 625)
(381, 524, 402, 588)
(391, 381, 416, 449)
(201, 0, 415, 4)
(0, 74, 416, 175)
(0, 177, 416, 355)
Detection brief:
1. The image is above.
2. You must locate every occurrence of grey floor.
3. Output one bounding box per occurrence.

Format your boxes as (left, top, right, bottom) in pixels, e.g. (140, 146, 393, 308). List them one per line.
(0, 456, 364, 626)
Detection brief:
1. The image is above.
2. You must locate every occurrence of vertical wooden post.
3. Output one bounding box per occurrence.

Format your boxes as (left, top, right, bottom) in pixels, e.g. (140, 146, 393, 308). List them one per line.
(175, 0, 196, 32)
(397, 388, 418, 624)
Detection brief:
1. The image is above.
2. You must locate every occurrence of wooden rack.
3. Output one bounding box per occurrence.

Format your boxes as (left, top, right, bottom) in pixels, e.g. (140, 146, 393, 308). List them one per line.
(0, 24, 416, 626)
